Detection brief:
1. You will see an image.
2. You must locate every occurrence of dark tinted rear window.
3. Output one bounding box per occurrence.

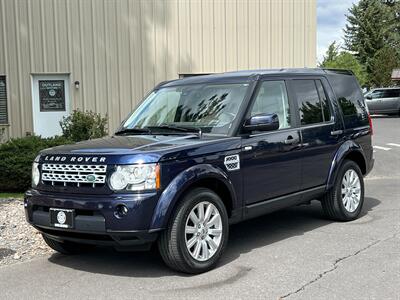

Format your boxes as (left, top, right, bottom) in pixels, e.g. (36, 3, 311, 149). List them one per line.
(381, 89, 400, 98)
(292, 79, 332, 125)
(292, 80, 323, 125)
(315, 80, 331, 122)
(328, 74, 368, 128)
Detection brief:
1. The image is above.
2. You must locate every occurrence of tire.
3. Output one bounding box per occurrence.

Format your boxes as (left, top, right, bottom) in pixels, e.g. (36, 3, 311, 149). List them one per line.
(322, 159, 364, 221)
(158, 187, 229, 274)
(42, 234, 95, 254)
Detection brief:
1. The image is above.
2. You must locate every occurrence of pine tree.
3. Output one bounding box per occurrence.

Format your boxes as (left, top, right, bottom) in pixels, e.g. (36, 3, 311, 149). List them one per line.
(343, 0, 400, 86)
(320, 41, 340, 67)
(370, 46, 400, 87)
(321, 50, 368, 87)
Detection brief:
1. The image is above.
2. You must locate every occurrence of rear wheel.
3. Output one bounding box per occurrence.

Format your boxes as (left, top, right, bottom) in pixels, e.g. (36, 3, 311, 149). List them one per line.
(42, 234, 95, 254)
(158, 188, 229, 274)
(322, 160, 364, 221)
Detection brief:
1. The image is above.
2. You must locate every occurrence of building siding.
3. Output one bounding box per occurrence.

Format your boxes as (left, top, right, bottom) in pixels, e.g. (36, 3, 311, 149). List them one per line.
(0, 0, 317, 138)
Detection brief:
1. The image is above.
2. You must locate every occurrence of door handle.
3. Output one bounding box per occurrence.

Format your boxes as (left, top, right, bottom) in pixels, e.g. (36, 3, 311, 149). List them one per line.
(330, 130, 343, 136)
(284, 136, 299, 145)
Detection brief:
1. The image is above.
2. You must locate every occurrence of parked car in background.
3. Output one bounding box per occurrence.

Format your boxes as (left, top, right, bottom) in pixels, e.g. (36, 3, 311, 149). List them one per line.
(365, 88, 400, 116)
(25, 68, 374, 274)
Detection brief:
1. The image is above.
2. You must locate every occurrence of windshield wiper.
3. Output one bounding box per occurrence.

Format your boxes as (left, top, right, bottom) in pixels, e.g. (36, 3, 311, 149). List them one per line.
(146, 124, 203, 137)
(114, 127, 151, 135)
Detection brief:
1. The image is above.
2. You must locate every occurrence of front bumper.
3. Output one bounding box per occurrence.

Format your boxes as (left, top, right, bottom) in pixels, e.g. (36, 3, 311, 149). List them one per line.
(24, 189, 162, 248)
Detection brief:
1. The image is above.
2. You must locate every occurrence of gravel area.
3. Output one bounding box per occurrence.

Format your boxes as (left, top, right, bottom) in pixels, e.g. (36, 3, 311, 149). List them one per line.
(0, 198, 53, 267)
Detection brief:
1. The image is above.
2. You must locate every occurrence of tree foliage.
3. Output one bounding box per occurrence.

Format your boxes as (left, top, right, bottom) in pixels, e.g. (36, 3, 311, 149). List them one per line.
(320, 44, 368, 87)
(60, 110, 108, 142)
(343, 0, 400, 87)
(0, 136, 72, 192)
(320, 41, 340, 66)
(370, 46, 400, 87)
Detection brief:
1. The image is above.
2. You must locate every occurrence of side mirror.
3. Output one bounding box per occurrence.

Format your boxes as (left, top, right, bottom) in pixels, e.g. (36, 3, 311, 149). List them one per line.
(243, 113, 280, 132)
(365, 95, 372, 100)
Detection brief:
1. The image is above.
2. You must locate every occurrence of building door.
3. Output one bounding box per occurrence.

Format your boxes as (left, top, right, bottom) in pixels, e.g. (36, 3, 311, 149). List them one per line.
(31, 74, 71, 137)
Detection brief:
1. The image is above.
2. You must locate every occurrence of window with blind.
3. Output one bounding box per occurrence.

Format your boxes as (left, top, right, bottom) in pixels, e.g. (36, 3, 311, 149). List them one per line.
(0, 76, 7, 124)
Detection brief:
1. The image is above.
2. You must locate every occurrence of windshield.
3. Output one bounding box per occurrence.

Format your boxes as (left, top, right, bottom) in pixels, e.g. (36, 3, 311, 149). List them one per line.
(120, 83, 250, 135)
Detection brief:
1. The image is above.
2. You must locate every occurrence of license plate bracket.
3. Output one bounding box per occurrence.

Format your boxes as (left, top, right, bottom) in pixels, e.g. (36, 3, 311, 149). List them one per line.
(49, 208, 75, 229)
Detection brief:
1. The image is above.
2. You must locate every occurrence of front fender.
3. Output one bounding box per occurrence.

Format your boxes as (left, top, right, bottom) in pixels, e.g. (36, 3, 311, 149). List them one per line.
(326, 140, 366, 190)
(149, 164, 236, 230)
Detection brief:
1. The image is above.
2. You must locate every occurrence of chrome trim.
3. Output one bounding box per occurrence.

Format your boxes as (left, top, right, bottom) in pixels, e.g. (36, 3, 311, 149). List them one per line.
(41, 163, 107, 187)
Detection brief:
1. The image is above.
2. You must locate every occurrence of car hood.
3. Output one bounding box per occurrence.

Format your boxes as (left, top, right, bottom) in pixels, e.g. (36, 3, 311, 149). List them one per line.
(39, 135, 241, 164)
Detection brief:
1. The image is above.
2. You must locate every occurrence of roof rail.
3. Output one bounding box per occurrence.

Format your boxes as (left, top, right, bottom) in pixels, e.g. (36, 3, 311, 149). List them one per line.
(154, 79, 180, 89)
(322, 68, 354, 76)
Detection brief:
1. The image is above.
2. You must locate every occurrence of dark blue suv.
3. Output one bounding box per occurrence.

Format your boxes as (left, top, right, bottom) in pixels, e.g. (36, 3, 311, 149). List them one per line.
(25, 69, 374, 273)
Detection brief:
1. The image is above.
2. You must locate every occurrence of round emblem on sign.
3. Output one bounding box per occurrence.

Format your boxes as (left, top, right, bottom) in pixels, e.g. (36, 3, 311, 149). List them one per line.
(86, 174, 96, 182)
(49, 89, 56, 97)
(57, 211, 66, 224)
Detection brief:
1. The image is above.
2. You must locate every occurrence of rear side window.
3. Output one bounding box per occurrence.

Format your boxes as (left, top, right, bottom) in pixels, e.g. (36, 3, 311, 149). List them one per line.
(381, 89, 400, 98)
(369, 89, 400, 99)
(291, 79, 331, 125)
(315, 80, 331, 122)
(328, 74, 368, 128)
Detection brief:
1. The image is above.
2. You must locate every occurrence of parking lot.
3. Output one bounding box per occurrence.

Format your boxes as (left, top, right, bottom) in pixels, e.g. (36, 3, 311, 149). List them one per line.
(0, 116, 399, 300)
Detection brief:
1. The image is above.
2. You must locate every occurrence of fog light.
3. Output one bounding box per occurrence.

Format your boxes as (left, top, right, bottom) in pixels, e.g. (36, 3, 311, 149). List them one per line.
(114, 204, 128, 219)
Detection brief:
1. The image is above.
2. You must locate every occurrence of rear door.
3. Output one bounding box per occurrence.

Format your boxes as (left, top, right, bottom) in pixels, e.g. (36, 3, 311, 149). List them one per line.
(379, 89, 400, 112)
(241, 80, 302, 204)
(288, 78, 343, 190)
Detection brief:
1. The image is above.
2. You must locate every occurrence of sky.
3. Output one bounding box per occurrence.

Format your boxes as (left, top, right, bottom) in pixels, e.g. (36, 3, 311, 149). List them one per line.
(317, 0, 359, 64)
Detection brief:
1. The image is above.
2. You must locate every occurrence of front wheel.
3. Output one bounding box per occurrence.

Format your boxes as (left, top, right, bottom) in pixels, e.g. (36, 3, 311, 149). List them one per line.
(322, 159, 365, 221)
(158, 188, 229, 274)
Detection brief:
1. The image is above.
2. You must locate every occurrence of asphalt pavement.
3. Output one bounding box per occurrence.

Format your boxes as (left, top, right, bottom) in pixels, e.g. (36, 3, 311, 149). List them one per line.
(0, 116, 399, 300)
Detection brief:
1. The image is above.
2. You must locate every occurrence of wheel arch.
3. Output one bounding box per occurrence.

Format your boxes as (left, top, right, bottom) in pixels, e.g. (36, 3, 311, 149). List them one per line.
(326, 141, 367, 190)
(150, 164, 237, 230)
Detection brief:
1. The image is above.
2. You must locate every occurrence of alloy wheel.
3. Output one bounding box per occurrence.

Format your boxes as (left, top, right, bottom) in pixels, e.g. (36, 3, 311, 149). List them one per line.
(341, 169, 361, 213)
(184, 201, 223, 262)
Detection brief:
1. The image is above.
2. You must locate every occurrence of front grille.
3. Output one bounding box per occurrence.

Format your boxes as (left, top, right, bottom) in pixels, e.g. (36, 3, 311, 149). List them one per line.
(41, 163, 107, 188)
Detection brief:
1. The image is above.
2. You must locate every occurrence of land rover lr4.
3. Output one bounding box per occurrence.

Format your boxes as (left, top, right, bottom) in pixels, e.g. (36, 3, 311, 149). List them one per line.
(25, 69, 374, 273)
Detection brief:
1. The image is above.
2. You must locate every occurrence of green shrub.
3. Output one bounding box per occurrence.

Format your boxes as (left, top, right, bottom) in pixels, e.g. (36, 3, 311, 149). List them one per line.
(0, 135, 71, 192)
(60, 110, 108, 142)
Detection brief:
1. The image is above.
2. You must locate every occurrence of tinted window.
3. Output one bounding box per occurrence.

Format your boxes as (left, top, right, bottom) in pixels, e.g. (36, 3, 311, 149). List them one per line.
(250, 81, 291, 129)
(292, 80, 325, 125)
(369, 89, 400, 99)
(315, 80, 331, 122)
(328, 74, 368, 127)
(381, 89, 400, 98)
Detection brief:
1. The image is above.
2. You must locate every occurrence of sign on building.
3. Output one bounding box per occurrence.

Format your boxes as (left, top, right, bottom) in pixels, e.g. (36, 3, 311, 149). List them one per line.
(39, 80, 66, 112)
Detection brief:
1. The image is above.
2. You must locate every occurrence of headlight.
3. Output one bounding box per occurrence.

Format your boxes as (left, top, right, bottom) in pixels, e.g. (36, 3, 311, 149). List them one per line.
(109, 164, 160, 191)
(32, 162, 40, 187)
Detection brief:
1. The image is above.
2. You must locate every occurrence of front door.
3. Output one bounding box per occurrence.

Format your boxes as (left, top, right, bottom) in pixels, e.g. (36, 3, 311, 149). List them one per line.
(31, 74, 71, 137)
(365, 89, 383, 113)
(241, 80, 302, 205)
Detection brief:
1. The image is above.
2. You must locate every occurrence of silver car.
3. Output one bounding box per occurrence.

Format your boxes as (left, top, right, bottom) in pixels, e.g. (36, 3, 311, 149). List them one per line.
(365, 88, 400, 116)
